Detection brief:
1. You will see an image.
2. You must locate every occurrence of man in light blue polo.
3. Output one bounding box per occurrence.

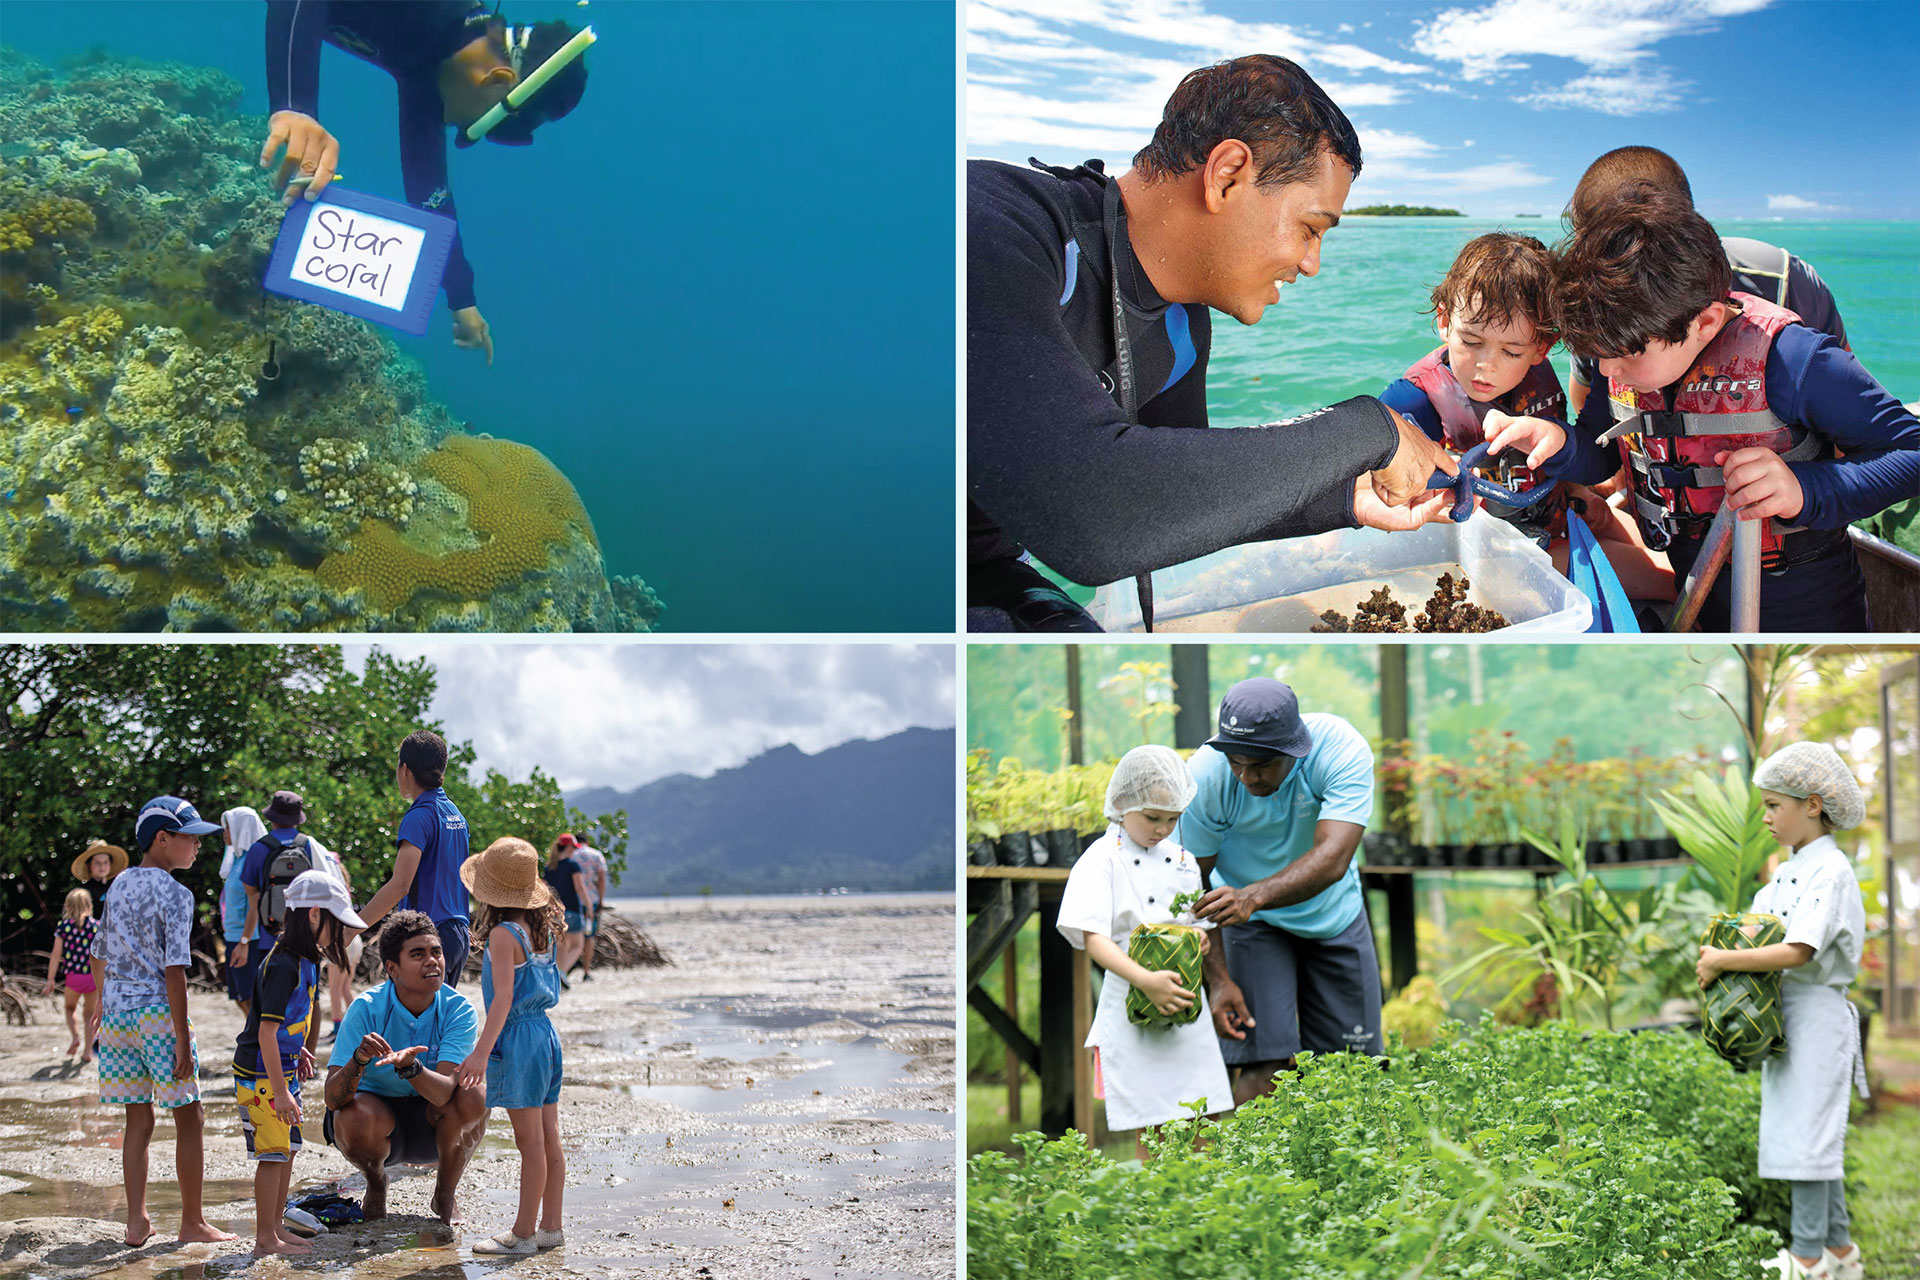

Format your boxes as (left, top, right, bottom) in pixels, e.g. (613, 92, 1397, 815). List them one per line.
(1186, 677, 1382, 1105)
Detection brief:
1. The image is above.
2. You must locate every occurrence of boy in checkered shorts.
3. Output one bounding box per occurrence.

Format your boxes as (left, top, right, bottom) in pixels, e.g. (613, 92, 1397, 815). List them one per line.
(91, 796, 237, 1248)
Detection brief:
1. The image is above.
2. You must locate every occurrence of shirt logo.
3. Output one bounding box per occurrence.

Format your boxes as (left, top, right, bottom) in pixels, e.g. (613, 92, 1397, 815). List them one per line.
(424, 187, 450, 210)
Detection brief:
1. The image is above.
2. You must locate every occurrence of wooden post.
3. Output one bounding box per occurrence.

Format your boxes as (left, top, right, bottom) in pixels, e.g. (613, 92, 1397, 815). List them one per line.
(1066, 646, 1084, 766)
(1378, 644, 1416, 991)
(1172, 645, 1211, 749)
(1037, 896, 1076, 1135)
(1003, 939, 1021, 1125)
(1071, 947, 1094, 1139)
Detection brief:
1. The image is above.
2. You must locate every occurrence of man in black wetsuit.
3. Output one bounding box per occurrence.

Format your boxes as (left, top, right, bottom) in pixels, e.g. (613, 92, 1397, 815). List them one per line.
(261, 1, 590, 366)
(968, 55, 1457, 632)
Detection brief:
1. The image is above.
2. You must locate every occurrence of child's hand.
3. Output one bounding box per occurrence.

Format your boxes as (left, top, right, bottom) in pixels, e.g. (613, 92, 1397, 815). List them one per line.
(1696, 944, 1725, 989)
(1482, 411, 1567, 470)
(297, 1046, 317, 1081)
(172, 1040, 195, 1080)
(1135, 969, 1195, 1017)
(1714, 448, 1804, 521)
(41, 981, 54, 998)
(1198, 931, 1211, 958)
(456, 1048, 489, 1092)
(272, 1085, 303, 1127)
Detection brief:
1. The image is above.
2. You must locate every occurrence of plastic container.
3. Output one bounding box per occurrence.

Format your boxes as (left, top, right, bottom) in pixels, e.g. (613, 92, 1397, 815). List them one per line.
(1088, 517, 1592, 634)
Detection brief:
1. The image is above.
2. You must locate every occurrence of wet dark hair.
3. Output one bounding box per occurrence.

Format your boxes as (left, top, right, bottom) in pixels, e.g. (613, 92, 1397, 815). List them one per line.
(1554, 182, 1733, 358)
(379, 909, 440, 970)
(1428, 232, 1558, 344)
(398, 729, 448, 791)
(473, 899, 564, 958)
(282, 905, 351, 970)
(1567, 145, 1692, 231)
(479, 18, 588, 145)
(1133, 55, 1362, 189)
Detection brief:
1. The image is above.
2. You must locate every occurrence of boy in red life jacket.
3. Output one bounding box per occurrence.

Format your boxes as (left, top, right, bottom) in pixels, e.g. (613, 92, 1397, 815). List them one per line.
(1515, 182, 1920, 632)
(1378, 233, 1672, 598)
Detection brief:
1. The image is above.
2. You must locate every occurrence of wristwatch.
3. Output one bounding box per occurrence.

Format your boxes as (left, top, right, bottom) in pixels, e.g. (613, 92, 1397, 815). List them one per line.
(395, 1060, 422, 1080)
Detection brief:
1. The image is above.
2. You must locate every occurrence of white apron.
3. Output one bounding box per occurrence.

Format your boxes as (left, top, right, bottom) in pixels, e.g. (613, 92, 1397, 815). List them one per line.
(1056, 827, 1233, 1131)
(1758, 984, 1865, 1180)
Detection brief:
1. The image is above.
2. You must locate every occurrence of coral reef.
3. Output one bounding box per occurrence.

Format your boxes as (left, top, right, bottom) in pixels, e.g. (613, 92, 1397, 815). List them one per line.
(0, 47, 659, 631)
(1311, 575, 1508, 634)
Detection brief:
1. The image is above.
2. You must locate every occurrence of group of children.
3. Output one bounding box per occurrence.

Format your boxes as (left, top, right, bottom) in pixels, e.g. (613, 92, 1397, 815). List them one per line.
(1058, 740, 1871, 1277)
(67, 792, 579, 1259)
(1377, 147, 1919, 633)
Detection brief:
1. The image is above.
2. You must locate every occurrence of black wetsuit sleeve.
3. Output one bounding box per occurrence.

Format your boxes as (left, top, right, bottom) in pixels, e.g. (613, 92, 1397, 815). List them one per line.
(968, 192, 1396, 586)
(397, 75, 477, 312)
(1565, 371, 1623, 485)
(265, 0, 325, 117)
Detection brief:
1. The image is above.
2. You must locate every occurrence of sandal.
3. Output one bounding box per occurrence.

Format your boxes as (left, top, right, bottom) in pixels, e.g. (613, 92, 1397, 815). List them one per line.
(473, 1232, 535, 1256)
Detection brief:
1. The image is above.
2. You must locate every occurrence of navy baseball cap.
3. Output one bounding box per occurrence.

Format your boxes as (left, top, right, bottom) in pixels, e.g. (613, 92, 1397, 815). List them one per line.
(1205, 678, 1314, 759)
(135, 795, 221, 848)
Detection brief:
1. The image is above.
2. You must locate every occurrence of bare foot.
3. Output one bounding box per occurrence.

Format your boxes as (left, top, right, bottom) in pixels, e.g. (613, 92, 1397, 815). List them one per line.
(124, 1215, 154, 1248)
(79, 1052, 92, 1064)
(429, 1190, 463, 1224)
(361, 1176, 388, 1222)
(254, 1236, 312, 1256)
(178, 1221, 238, 1244)
(66, 1039, 80, 1056)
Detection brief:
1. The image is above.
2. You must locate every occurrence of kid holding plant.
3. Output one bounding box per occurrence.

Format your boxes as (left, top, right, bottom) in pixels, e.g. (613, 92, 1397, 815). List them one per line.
(1696, 743, 1868, 1280)
(1055, 746, 1231, 1155)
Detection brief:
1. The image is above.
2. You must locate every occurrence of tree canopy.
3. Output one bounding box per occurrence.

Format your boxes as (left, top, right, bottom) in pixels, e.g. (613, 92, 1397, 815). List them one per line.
(0, 644, 627, 958)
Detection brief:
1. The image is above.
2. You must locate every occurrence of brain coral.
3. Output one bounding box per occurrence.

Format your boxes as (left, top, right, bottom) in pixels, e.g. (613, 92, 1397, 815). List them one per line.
(316, 435, 598, 611)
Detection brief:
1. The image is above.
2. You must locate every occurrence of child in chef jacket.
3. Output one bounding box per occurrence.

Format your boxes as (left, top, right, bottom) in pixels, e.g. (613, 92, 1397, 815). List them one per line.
(1696, 742, 1868, 1280)
(1056, 745, 1232, 1156)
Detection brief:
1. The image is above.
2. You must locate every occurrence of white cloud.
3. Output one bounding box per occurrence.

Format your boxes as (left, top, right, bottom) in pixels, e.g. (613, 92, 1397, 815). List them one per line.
(1767, 193, 1840, 213)
(1411, 0, 1772, 112)
(343, 644, 956, 793)
(967, 0, 1431, 159)
(1357, 127, 1440, 161)
(1519, 66, 1685, 115)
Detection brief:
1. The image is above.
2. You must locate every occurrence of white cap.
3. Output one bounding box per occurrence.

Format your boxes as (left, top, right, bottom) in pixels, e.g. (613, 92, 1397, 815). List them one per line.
(1752, 742, 1866, 831)
(1104, 745, 1197, 821)
(283, 869, 368, 929)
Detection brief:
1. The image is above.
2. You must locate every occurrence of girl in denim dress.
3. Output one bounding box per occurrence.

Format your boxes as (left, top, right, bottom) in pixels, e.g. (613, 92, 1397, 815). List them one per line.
(457, 837, 567, 1256)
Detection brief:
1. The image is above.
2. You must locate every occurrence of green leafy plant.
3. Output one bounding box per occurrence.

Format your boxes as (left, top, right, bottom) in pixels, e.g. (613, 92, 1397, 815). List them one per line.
(1649, 765, 1775, 913)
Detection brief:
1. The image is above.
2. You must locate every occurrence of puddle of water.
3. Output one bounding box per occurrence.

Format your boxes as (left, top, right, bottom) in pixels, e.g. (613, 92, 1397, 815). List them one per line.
(0, 1169, 257, 1225)
(0, 1095, 127, 1149)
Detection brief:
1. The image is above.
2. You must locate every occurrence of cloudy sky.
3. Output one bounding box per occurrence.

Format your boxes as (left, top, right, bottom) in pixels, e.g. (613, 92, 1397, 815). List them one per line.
(342, 644, 955, 794)
(968, 0, 1920, 219)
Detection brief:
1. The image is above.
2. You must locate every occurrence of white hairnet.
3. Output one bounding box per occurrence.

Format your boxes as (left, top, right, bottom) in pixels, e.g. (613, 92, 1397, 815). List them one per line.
(1752, 742, 1865, 831)
(1104, 745, 1197, 821)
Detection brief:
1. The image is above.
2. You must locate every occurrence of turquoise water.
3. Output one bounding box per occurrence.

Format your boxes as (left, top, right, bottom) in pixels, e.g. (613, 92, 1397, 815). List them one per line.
(1204, 217, 1920, 426)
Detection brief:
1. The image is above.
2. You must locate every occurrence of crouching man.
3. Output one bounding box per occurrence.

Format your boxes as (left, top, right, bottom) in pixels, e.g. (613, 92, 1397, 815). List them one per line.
(323, 910, 486, 1222)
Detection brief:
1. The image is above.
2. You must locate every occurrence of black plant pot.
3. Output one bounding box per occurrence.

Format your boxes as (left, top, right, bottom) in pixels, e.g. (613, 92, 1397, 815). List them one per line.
(1658, 837, 1685, 861)
(1595, 841, 1625, 864)
(1044, 828, 1081, 868)
(1499, 843, 1526, 868)
(996, 831, 1036, 868)
(1625, 838, 1655, 862)
(968, 837, 996, 867)
(1411, 844, 1442, 869)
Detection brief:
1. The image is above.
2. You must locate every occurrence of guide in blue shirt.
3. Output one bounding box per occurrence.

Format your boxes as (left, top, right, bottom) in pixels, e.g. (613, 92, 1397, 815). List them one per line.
(261, 0, 593, 366)
(1181, 678, 1383, 1106)
(360, 729, 474, 987)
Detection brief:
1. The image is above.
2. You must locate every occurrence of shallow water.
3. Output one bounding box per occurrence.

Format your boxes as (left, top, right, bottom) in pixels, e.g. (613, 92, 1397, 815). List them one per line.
(1152, 562, 1475, 633)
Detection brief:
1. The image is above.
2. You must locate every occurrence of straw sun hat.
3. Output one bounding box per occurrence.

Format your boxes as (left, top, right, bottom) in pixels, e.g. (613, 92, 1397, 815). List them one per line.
(460, 837, 557, 910)
(71, 841, 129, 883)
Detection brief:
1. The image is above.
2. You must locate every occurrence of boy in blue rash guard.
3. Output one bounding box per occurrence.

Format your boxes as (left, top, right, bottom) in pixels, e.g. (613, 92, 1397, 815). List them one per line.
(261, 1, 590, 365)
(1506, 183, 1920, 632)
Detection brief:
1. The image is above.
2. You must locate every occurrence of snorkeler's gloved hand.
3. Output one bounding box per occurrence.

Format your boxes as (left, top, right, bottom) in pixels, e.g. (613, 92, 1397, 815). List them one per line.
(452, 307, 494, 367)
(1482, 410, 1567, 471)
(1373, 406, 1458, 506)
(261, 111, 340, 206)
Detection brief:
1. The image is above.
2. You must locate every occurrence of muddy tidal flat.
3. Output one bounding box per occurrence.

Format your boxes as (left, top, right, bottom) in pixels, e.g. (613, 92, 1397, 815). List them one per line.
(0, 894, 955, 1279)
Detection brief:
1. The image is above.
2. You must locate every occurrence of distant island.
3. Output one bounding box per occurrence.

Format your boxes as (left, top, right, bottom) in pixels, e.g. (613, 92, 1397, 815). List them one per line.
(1349, 204, 1463, 216)
(1514, 213, 1544, 218)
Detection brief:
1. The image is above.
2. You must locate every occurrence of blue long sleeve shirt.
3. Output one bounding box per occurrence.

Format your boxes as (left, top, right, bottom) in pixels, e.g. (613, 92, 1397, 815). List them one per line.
(265, 0, 481, 311)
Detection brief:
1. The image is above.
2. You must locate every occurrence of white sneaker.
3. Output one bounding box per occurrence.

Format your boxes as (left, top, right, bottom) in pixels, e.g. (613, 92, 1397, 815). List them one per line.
(1762, 1249, 1834, 1280)
(1824, 1246, 1863, 1280)
(533, 1228, 565, 1250)
(473, 1232, 536, 1256)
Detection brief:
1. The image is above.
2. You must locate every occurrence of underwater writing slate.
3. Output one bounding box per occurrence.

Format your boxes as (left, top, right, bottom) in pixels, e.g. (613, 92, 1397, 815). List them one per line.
(263, 188, 454, 336)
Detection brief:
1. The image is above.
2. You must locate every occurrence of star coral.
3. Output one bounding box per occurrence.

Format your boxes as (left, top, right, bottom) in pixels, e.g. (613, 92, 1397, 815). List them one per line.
(316, 435, 611, 627)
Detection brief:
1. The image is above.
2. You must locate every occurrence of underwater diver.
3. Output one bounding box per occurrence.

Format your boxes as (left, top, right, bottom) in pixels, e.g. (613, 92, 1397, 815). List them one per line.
(260, 1, 592, 366)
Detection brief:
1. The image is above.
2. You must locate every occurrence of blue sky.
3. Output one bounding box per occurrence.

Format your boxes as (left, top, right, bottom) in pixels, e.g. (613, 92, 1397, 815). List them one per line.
(968, 0, 1920, 219)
